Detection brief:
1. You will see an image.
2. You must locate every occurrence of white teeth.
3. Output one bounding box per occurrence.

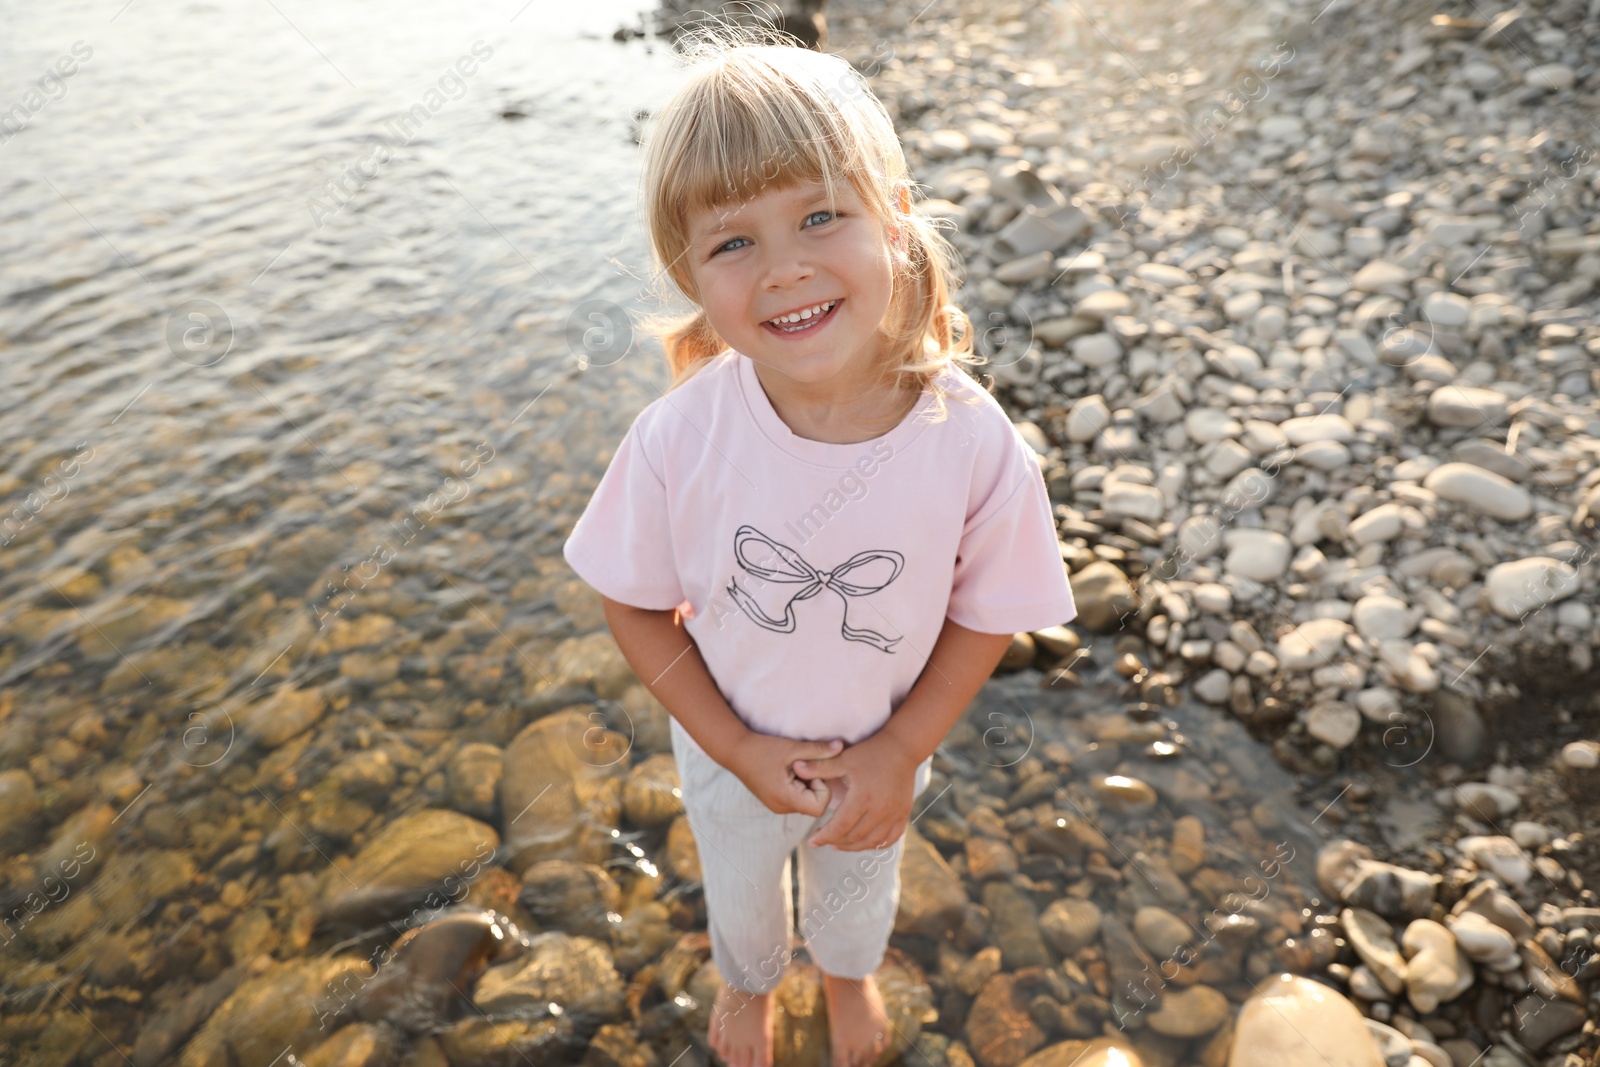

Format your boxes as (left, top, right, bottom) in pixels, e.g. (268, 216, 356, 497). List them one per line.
(769, 300, 836, 327)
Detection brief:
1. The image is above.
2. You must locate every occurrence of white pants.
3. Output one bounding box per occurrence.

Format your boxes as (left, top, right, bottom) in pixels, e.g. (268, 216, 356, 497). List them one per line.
(670, 718, 934, 994)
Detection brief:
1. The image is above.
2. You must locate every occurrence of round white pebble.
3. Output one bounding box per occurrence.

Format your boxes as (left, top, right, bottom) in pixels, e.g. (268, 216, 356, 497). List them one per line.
(1561, 740, 1600, 769)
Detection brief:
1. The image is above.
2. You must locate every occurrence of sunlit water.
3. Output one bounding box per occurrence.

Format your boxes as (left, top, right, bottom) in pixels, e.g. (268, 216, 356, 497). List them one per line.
(1, 0, 684, 688)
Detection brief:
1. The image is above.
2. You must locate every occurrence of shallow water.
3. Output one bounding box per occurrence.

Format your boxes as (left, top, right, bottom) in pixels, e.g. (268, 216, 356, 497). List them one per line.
(1, 0, 687, 696)
(0, 2, 1341, 1063)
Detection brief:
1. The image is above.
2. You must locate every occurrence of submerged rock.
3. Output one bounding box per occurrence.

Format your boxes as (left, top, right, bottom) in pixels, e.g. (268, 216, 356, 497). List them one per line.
(499, 709, 626, 874)
(354, 908, 527, 1033)
(1039, 898, 1102, 958)
(241, 685, 328, 748)
(472, 931, 624, 1023)
(518, 860, 621, 940)
(622, 752, 684, 828)
(967, 970, 1049, 1067)
(447, 743, 505, 822)
(316, 809, 500, 930)
(294, 1023, 404, 1067)
(0, 770, 41, 852)
(1145, 983, 1229, 1037)
(895, 826, 967, 938)
(177, 957, 374, 1067)
(437, 1014, 574, 1065)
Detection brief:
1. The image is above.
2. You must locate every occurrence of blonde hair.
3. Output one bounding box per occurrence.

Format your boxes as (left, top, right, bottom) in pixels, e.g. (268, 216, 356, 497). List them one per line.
(635, 23, 988, 422)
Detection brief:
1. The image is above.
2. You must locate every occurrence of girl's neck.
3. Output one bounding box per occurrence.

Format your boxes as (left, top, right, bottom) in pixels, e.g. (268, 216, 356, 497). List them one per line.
(753, 361, 924, 445)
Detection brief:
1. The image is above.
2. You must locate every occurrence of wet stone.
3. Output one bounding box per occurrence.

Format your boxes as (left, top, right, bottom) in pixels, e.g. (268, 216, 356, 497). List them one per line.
(665, 814, 700, 883)
(541, 632, 636, 700)
(981, 881, 1051, 969)
(1134, 906, 1195, 958)
(300, 1017, 400, 1067)
(447, 742, 504, 822)
(967, 971, 1050, 1067)
(0, 769, 41, 851)
(1040, 898, 1102, 957)
(1511, 994, 1585, 1050)
(1093, 775, 1158, 814)
(519, 860, 621, 941)
(611, 901, 676, 973)
(438, 1014, 573, 1065)
(328, 748, 397, 801)
(499, 709, 626, 874)
(621, 752, 683, 829)
(242, 686, 328, 748)
(306, 785, 374, 842)
(338, 651, 401, 686)
(1100, 916, 1162, 1012)
(315, 809, 499, 930)
(472, 931, 624, 1022)
(1068, 561, 1139, 631)
(967, 835, 1021, 881)
(176, 957, 373, 1067)
(1145, 983, 1229, 1038)
(34, 848, 196, 946)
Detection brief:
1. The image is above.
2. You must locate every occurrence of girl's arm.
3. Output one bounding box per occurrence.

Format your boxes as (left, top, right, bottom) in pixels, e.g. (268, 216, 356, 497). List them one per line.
(599, 596, 843, 814)
(875, 616, 1017, 766)
(600, 596, 750, 766)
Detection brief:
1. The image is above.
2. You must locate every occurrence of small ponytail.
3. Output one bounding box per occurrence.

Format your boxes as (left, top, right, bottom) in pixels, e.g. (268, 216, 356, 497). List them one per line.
(639, 307, 728, 391)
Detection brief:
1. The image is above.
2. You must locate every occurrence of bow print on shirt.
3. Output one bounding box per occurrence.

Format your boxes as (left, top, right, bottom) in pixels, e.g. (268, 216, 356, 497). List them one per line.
(724, 524, 904, 652)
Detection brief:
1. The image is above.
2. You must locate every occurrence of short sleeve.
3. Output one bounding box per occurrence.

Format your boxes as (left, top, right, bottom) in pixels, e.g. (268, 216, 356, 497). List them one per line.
(946, 427, 1077, 635)
(563, 419, 687, 611)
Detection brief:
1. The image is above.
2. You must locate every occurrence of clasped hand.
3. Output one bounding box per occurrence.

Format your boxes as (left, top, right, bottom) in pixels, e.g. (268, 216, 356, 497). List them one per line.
(731, 730, 917, 852)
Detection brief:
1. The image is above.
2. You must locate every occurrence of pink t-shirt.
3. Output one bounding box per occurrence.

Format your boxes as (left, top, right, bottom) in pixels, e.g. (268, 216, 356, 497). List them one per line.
(562, 349, 1077, 755)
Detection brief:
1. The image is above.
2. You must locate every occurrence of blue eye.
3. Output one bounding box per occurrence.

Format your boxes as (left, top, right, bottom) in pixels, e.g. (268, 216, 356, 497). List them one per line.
(710, 210, 841, 256)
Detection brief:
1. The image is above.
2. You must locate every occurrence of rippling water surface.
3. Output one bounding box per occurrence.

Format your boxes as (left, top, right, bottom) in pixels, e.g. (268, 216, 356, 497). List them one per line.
(2, 0, 686, 685)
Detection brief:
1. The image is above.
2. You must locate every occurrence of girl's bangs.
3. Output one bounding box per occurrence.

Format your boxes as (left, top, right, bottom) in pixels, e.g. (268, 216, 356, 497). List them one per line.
(673, 81, 865, 219)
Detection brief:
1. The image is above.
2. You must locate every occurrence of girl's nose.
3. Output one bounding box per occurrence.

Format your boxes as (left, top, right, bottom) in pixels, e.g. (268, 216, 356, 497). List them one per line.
(761, 249, 814, 288)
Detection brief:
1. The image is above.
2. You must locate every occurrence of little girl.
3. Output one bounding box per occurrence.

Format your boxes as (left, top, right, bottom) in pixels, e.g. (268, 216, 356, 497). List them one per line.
(563, 32, 1078, 1067)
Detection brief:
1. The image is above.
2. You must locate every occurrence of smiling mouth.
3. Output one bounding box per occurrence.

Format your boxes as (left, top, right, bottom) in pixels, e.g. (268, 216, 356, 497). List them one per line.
(763, 299, 841, 336)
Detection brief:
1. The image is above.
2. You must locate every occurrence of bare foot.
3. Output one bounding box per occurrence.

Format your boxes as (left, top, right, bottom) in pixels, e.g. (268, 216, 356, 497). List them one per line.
(821, 972, 891, 1067)
(709, 982, 775, 1067)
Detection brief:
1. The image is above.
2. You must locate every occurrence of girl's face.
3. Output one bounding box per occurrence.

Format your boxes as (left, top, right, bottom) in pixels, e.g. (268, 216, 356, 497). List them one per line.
(684, 177, 906, 397)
